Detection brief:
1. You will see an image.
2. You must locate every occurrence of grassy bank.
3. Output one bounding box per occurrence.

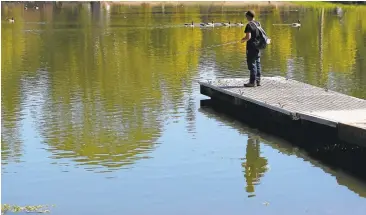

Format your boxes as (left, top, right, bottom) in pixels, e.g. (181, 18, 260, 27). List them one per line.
(291, 1, 366, 8)
(101, 1, 366, 9)
(102, 1, 294, 6)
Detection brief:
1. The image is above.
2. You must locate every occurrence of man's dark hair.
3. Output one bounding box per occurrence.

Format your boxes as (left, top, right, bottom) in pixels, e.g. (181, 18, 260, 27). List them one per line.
(245, 10, 255, 18)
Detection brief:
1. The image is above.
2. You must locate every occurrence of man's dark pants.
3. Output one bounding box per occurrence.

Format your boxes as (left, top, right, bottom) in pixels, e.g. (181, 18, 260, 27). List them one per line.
(246, 49, 261, 84)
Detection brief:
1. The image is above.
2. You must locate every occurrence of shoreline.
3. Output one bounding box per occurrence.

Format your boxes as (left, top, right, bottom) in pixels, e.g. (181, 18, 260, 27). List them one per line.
(101, 1, 295, 6)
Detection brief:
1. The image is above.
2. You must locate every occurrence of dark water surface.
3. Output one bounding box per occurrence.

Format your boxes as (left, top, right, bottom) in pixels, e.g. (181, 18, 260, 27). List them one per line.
(2, 2, 366, 215)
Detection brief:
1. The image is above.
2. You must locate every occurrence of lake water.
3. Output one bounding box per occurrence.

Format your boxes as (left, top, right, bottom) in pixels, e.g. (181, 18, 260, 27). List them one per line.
(2, 2, 366, 215)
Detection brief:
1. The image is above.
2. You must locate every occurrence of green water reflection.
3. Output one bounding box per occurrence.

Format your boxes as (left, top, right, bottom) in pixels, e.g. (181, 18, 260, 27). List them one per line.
(1, 2, 366, 195)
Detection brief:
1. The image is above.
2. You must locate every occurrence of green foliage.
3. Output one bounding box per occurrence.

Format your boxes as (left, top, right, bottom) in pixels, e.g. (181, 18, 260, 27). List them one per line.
(292, 1, 366, 9)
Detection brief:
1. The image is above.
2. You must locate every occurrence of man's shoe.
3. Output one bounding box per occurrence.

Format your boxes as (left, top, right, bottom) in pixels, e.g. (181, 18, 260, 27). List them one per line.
(256, 80, 261, 86)
(244, 83, 256, 87)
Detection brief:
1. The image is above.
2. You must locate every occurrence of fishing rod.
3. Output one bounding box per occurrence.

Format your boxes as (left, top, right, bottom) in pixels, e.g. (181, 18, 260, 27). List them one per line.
(170, 40, 240, 57)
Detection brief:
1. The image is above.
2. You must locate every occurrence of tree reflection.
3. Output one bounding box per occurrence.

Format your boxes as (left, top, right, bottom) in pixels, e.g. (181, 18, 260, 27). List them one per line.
(1, 3, 26, 165)
(1, 2, 202, 171)
(1, 2, 366, 170)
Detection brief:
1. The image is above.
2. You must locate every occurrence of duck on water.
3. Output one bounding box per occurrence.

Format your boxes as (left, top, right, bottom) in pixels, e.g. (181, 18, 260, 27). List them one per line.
(222, 21, 231, 27)
(235, 21, 244, 27)
(272, 19, 301, 27)
(292, 19, 301, 27)
(184, 21, 214, 27)
(201, 21, 214, 27)
(184, 21, 194, 27)
(184, 21, 244, 27)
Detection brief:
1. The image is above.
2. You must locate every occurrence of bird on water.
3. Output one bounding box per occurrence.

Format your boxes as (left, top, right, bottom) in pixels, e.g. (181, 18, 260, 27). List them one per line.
(222, 21, 231, 27)
(235, 21, 244, 26)
(201, 21, 214, 27)
(184, 21, 194, 27)
(292, 19, 301, 27)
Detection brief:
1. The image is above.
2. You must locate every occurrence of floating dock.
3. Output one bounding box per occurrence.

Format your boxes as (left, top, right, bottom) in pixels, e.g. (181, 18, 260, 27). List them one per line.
(199, 76, 366, 148)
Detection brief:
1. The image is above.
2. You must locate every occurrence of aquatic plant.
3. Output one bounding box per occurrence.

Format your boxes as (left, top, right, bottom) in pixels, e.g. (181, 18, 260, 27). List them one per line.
(1, 204, 53, 214)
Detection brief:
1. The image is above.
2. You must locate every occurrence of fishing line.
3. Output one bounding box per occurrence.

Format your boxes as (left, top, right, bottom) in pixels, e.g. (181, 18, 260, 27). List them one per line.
(170, 40, 240, 57)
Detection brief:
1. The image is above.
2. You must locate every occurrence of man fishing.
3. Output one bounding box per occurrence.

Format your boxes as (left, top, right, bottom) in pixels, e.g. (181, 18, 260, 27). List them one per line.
(241, 10, 261, 87)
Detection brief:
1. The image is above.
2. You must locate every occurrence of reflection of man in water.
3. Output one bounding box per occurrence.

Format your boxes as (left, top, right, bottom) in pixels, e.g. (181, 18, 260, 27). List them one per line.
(242, 137, 268, 197)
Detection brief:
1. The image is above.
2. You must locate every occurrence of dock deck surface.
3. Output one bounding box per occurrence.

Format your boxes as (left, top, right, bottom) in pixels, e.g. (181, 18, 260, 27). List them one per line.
(199, 76, 366, 146)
